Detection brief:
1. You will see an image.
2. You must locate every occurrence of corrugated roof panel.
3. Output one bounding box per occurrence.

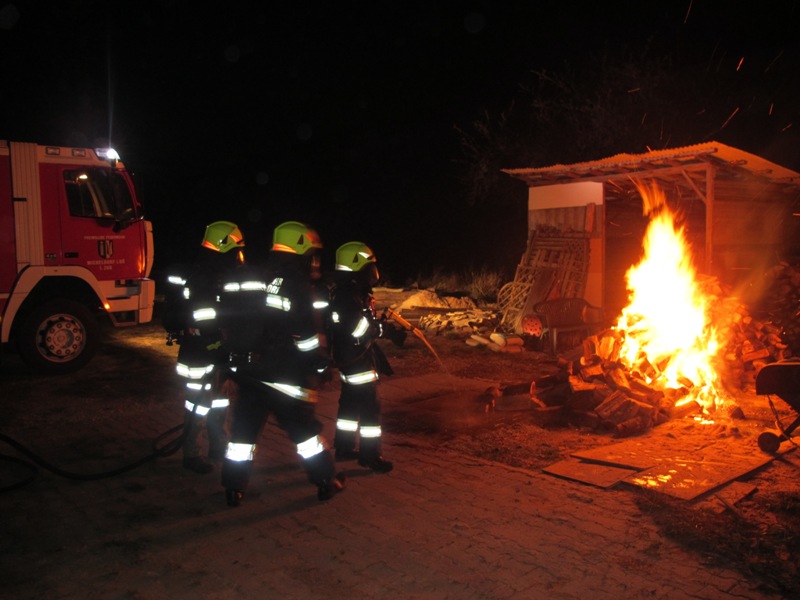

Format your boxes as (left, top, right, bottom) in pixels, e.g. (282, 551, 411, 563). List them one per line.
(503, 142, 800, 187)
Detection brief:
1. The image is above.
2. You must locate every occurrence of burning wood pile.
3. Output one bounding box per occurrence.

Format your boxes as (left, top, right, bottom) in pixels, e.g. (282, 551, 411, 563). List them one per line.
(528, 182, 796, 437)
(533, 295, 789, 438)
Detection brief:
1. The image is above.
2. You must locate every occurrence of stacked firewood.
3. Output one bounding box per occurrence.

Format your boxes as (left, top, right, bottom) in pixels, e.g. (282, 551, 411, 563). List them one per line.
(707, 273, 793, 391)
(748, 261, 800, 357)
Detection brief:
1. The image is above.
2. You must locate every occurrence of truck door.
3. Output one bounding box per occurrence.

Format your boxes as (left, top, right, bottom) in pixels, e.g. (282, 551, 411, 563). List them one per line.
(48, 164, 147, 280)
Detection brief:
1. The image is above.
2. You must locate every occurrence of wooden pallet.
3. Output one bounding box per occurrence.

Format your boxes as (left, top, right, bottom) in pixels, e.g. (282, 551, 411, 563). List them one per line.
(499, 228, 590, 333)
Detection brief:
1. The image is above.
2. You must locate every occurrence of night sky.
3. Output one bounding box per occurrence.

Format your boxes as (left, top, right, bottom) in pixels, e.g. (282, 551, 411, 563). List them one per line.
(2, 1, 800, 284)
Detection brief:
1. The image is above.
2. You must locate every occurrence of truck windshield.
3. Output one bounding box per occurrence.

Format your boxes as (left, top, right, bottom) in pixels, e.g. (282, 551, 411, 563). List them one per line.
(64, 169, 137, 221)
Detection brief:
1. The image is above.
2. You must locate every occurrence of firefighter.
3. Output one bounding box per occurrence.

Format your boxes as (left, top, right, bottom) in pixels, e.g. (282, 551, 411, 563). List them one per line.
(162, 220, 245, 474)
(219, 221, 345, 506)
(328, 241, 406, 473)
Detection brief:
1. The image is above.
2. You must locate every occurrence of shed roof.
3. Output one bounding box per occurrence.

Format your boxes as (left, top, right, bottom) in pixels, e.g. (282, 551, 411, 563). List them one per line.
(502, 142, 800, 190)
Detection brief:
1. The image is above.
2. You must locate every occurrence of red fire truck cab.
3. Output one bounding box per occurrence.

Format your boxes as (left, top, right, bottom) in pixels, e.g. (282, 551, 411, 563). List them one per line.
(0, 140, 155, 373)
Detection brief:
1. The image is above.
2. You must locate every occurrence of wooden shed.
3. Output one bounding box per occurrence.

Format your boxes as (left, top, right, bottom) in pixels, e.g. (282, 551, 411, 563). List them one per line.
(500, 142, 800, 328)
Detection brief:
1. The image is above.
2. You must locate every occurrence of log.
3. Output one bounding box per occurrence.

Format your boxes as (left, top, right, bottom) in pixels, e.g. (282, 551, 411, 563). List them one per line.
(594, 390, 636, 424)
(594, 390, 655, 426)
(579, 363, 605, 381)
(569, 374, 597, 395)
(605, 367, 632, 393)
(615, 416, 651, 437)
(628, 377, 664, 405)
(596, 333, 621, 362)
(569, 410, 601, 430)
(567, 377, 607, 412)
(741, 347, 771, 362)
(669, 399, 701, 419)
(632, 356, 659, 381)
(505, 334, 525, 346)
(536, 382, 571, 407)
(501, 344, 523, 353)
(490, 332, 508, 346)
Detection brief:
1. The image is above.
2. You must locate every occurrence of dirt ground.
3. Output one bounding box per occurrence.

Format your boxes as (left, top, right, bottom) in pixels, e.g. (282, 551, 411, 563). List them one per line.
(2, 288, 800, 595)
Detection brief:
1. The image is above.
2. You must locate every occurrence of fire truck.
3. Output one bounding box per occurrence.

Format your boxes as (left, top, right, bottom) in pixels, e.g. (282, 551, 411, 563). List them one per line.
(0, 140, 155, 373)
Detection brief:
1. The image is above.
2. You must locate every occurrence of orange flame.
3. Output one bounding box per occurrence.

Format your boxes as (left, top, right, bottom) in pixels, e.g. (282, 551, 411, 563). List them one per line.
(614, 183, 725, 413)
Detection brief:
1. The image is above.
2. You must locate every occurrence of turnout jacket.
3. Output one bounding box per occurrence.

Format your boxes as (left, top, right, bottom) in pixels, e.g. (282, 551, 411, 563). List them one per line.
(219, 259, 328, 391)
(328, 279, 396, 377)
(163, 256, 231, 373)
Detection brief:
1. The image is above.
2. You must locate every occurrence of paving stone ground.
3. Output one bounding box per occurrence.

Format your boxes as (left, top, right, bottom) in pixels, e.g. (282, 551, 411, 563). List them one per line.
(0, 372, 785, 600)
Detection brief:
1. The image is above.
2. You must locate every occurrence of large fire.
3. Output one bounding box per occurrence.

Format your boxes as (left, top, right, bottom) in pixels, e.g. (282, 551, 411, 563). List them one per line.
(614, 183, 726, 413)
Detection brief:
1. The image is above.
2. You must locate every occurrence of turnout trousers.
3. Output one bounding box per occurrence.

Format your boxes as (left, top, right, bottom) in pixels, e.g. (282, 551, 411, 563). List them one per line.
(176, 338, 229, 461)
(221, 377, 335, 492)
(181, 376, 228, 460)
(334, 372, 384, 462)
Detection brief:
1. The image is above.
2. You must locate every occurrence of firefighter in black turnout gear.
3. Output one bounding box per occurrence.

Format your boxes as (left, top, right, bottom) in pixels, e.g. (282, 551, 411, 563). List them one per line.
(162, 221, 245, 474)
(328, 242, 406, 473)
(219, 221, 345, 506)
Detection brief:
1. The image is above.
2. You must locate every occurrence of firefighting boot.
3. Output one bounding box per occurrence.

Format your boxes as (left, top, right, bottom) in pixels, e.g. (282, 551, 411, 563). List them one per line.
(226, 489, 244, 507)
(222, 457, 251, 500)
(358, 455, 393, 473)
(317, 472, 347, 501)
(358, 439, 393, 473)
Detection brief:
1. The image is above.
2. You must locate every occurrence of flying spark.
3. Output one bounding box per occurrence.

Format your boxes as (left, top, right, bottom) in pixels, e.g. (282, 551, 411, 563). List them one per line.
(720, 107, 740, 129)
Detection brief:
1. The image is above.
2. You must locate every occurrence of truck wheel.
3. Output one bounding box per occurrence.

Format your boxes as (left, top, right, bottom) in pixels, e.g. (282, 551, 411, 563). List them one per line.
(17, 300, 100, 374)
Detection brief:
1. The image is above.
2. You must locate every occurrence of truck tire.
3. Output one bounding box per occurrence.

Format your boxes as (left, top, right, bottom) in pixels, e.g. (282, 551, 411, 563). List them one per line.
(17, 300, 100, 374)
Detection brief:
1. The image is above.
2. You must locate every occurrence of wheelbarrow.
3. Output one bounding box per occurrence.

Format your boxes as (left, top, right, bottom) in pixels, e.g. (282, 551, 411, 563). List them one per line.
(755, 361, 800, 453)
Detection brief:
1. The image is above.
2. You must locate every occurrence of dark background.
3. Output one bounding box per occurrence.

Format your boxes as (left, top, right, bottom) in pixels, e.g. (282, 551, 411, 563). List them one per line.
(2, 1, 800, 284)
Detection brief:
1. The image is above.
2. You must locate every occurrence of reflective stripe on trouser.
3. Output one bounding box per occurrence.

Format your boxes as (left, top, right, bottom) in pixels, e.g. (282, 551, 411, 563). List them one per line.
(339, 369, 379, 385)
(226, 442, 256, 461)
(360, 425, 381, 438)
(177, 362, 215, 380)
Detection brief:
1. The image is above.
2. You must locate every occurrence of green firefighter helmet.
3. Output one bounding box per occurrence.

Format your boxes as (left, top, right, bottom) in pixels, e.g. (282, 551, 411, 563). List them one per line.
(202, 221, 245, 253)
(272, 221, 322, 255)
(335, 241, 376, 272)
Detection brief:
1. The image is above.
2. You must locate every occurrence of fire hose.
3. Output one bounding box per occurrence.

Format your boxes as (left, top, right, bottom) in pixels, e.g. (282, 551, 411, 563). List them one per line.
(382, 307, 450, 376)
(0, 407, 191, 492)
(0, 336, 226, 491)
